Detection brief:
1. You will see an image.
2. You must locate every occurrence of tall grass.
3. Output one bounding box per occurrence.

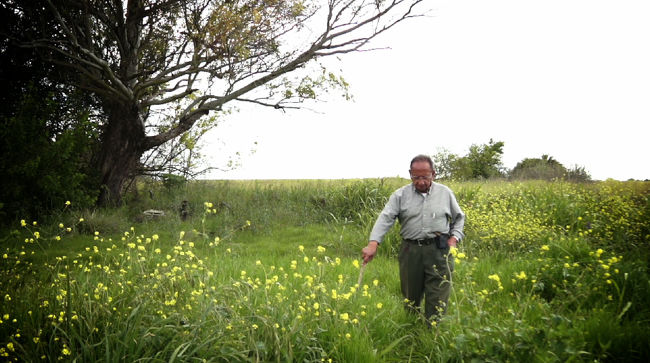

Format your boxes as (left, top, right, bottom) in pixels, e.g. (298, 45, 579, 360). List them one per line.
(1, 179, 648, 361)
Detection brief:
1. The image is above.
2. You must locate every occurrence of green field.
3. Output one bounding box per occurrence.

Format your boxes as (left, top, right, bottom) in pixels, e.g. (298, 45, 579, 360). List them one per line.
(1, 179, 649, 362)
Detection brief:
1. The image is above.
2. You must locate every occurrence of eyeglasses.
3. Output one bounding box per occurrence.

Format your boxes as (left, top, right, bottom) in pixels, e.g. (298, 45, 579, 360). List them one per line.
(410, 174, 432, 181)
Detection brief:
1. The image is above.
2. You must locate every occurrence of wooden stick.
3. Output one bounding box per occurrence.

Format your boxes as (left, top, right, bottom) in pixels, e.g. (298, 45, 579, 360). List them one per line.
(357, 262, 367, 289)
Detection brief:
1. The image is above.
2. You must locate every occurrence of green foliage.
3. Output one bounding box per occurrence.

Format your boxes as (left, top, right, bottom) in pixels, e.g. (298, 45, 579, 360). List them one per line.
(460, 180, 649, 254)
(0, 9, 101, 222)
(433, 145, 592, 184)
(461, 139, 506, 180)
(431, 147, 460, 180)
(511, 154, 568, 180)
(143, 103, 233, 180)
(161, 174, 188, 190)
(317, 179, 392, 222)
(431, 139, 505, 181)
(509, 154, 592, 182)
(7, 0, 415, 206)
(1, 179, 649, 361)
(313, 179, 405, 254)
(0, 87, 98, 223)
(566, 164, 592, 182)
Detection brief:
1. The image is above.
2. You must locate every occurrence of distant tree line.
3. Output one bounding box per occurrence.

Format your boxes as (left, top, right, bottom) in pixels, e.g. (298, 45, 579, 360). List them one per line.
(432, 139, 592, 182)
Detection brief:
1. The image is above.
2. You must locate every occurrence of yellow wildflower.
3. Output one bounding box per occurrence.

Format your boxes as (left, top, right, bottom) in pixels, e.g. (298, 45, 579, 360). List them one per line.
(488, 274, 500, 282)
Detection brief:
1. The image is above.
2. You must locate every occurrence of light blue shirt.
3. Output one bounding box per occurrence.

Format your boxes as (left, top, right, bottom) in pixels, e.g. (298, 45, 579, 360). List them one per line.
(369, 182, 465, 243)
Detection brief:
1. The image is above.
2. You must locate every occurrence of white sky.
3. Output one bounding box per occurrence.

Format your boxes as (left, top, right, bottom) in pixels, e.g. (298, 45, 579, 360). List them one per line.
(204, 0, 650, 181)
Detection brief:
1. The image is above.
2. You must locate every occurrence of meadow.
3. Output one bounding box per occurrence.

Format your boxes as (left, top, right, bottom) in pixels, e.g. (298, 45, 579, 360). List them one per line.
(1, 178, 648, 362)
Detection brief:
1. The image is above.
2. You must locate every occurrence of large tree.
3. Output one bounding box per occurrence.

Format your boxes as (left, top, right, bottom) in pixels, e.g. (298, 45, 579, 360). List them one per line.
(8, 0, 422, 205)
(0, 1, 101, 220)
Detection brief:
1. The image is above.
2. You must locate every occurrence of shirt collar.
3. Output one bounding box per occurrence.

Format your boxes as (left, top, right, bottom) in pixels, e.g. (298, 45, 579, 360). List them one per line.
(411, 183, 433, 195)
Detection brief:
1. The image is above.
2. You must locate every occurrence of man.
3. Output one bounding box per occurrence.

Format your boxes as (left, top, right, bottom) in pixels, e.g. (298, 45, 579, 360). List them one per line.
(362, 154, 465, 322)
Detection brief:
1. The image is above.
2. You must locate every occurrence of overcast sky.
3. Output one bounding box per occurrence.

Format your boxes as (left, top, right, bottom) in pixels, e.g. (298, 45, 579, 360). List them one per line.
(203, 0, 650, 181)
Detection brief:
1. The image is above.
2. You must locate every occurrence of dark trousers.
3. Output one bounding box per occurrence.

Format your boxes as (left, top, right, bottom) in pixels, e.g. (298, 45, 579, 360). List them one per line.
(398, 240, 454, 321)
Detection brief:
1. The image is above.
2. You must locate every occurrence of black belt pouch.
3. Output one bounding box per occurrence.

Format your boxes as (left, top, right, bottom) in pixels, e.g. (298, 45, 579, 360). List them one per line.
(437, 234, 449, 249)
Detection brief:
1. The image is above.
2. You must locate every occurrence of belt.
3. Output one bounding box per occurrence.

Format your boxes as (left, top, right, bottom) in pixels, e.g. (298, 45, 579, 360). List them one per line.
(404, 236, 440, 246)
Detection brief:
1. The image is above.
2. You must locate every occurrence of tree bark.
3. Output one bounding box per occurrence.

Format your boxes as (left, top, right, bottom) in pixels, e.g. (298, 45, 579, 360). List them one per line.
(95, 103, 145, 206)
(14, 0, 424, 206)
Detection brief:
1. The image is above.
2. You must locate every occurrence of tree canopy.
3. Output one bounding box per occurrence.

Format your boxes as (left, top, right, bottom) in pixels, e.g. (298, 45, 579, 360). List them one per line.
(0, 1, 101, 219)
(432, 145, 591, 182)
(511, 154, 568, 180)
(4, 0, 423, 206)
(433, 139, 506, 181)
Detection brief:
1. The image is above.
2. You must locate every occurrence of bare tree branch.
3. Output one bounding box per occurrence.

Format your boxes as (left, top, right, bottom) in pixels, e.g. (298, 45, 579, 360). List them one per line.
(235, 97, 300, 110)
(15, 0, 424, 204)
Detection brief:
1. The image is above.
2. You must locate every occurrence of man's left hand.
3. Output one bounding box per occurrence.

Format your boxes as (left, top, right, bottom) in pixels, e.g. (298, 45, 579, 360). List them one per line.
(449, 236, 458, 248)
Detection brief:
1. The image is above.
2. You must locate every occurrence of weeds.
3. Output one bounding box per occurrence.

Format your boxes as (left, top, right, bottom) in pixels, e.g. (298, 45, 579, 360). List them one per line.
(1, 179, 648, 361)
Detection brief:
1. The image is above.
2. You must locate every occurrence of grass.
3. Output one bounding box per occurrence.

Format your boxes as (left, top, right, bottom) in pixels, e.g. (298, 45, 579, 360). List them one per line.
(1, 178, 649, 361)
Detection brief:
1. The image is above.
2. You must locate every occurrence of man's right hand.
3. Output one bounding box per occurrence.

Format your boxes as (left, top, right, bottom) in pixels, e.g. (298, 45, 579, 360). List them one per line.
(361, 241, 379, 265)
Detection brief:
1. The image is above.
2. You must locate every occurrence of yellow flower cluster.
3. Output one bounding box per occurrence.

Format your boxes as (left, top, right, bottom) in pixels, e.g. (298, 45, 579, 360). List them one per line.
(488, 274, 504, 291)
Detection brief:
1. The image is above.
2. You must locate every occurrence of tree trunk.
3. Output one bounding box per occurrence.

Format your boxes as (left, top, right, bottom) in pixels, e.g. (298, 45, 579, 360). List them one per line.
(95, 104, 145, 206)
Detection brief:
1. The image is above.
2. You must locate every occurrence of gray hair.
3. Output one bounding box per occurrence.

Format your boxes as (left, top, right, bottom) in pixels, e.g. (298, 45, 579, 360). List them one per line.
(410, 154, 435, 172)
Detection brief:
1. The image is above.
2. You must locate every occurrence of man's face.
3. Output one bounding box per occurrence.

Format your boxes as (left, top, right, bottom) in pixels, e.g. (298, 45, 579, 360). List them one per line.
(410, 161, 434, 193)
